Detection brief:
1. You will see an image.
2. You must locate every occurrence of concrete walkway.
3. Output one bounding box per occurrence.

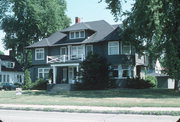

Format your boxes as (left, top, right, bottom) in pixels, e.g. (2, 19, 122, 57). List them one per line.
(0, 104, 180, 114)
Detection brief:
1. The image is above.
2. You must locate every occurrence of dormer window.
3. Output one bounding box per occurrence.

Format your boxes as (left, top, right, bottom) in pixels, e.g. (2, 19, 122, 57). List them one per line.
(69, 30, 85, 39)
(7, 62, 15, 68)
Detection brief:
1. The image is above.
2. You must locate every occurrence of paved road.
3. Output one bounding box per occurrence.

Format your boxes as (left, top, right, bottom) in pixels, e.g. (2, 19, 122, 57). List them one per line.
(0, 110, 179, 122)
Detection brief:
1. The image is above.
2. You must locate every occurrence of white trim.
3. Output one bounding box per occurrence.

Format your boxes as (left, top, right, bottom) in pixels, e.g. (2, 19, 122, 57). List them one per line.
(108, 41, 119, 55)
(60, 47, 67, 55)
(38, 68, 50, 79)
(35, 48, 45, 60)
(51, 63, 79, 67)
(69, 30, 85, 39)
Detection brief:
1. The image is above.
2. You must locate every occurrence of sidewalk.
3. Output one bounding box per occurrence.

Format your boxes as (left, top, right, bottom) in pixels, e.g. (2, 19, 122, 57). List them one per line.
(0, 104, 180, 114)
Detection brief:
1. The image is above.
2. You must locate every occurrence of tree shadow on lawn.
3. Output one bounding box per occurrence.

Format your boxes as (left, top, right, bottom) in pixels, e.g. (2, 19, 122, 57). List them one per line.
(23, 89, 180, 99)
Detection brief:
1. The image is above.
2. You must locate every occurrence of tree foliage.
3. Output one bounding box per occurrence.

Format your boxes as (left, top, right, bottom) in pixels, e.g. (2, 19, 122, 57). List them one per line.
(103, 0, 180, 90)
(79, 53, 110, 90)
(0, 0, 70, 68)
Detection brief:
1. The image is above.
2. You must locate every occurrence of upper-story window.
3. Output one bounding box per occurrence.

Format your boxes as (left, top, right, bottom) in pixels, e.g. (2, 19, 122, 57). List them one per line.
(122, 42, 131, 55)
(7, 62, 15, 68)
(1, 61, 15, 68)
(108, 41, 119, 55)
(35, 48, 44, 60)
(69, 30, 85, 39)
(86, 45, 93, 56)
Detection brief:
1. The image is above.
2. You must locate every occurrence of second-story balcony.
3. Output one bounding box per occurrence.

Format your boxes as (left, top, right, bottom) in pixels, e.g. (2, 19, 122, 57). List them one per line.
(47, 54, 85, 64)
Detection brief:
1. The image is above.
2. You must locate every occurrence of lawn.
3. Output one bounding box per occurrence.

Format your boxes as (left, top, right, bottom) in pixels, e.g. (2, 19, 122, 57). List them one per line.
(0, 89, 179, 107)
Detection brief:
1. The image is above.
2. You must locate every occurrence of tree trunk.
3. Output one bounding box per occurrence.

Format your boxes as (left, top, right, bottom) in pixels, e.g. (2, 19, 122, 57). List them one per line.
(174, 79, 179, 90)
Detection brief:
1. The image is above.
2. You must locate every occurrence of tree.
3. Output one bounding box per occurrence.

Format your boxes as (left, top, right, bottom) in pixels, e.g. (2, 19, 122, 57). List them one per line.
(23, 69, 32, 89)
(0, 0, 70, 69)
(79, 53, 110, 90)
(103, 0, 180, 90)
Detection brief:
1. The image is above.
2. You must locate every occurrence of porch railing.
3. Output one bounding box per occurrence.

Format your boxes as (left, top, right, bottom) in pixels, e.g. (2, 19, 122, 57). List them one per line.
(47, 54, 85, 63)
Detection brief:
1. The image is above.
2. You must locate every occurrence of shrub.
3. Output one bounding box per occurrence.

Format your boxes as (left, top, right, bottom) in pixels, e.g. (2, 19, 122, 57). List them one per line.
(23, 69, 33, 89)
(77, 53, 110, 90)
(31, 79, 48, 90)
(126, 77, 155, 89)
(145, 76, 157, 87)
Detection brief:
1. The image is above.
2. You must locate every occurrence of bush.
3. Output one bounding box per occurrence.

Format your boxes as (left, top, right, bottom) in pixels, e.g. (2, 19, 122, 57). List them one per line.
(126, 77, 155, 89)
(23, 69, 33, 89)
(77, 53, 110, 90)
(31, 79, 48, 90)
(145, 76, 157, 87)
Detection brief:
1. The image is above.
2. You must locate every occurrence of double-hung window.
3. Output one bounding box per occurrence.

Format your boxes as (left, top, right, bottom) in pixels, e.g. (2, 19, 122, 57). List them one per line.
(122, 42, 131, 55)
(35, 48, 44, 60)
(38, 68, 50, 79)
(86, 45, 93, 56)
(108, 41, 119, 55)
(71, 46, 83, 59)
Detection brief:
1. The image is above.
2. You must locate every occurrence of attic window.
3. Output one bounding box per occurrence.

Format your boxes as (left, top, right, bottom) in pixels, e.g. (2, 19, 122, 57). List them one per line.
(69, 31, 85, 39)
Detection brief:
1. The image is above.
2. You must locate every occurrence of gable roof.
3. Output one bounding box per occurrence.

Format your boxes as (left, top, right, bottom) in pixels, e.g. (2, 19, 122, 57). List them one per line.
(0, 55, 23, 72)
(27, 20, 121, 48)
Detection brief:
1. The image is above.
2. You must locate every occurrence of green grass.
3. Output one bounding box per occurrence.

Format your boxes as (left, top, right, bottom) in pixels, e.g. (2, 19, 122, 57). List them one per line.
(0, 89, 179, 107)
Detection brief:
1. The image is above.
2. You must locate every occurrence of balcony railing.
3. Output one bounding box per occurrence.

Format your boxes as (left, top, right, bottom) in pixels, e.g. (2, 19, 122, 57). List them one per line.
(47, 54, 85, 63)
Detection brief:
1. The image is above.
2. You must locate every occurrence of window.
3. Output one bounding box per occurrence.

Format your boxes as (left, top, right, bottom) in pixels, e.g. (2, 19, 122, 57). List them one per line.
(110, 65, 119, 79)
(121, 65, 131, 78)
(69, 31, 85, 39)
(35, 48, 44, 60)
(7, 75, 9, 82)
(38, 68, 50, 79)
(7, 62, 15, 68)
(60, 47, 67, 55)
(71, 46, 84, 59)
(122, 42, 131, 55)
(86, 45, 93, 56)
(3, 75, 6, 82)
(70, 32, 74, 39)
(80, 31, 85, 38)
(17, 75, 22, 83)
(108, 41, 119, 55)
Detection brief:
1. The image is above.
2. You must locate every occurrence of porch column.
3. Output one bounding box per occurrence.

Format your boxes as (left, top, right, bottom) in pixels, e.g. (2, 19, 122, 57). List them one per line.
(76, 65, 79, 82)
(53, 66, 57, 84)
(68, 45, 71, 60)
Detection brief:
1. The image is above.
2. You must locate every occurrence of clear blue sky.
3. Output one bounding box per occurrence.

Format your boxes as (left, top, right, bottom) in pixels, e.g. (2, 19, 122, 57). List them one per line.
(0, 0, 133, 55)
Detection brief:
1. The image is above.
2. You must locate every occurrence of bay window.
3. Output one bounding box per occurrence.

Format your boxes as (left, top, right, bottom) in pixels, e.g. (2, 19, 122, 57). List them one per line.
(122, 42, 131, 55)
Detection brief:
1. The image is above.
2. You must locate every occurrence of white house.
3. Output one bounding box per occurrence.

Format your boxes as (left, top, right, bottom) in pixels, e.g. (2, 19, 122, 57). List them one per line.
(0, 55, 24, 84)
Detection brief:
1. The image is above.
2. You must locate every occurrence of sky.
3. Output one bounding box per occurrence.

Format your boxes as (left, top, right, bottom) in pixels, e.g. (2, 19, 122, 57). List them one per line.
(0, 0, 134, 55)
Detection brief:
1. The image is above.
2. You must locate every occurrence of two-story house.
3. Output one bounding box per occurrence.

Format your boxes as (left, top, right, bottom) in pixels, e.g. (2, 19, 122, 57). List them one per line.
(0, 54, 24, 83)
(27, 18, 147, 89)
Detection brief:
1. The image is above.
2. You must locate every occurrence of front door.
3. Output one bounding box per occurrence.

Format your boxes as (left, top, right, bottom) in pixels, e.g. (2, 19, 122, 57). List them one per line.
(68, 67, 74, 84)
(62, 68, 68, 83)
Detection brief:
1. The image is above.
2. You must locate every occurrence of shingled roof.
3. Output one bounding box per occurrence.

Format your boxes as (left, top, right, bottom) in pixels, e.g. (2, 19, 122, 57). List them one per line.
(27, 20, 121, 48)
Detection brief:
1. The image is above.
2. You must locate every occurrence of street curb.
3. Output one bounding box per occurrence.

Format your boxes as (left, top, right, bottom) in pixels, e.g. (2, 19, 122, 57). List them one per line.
(0, 106, 179, 116)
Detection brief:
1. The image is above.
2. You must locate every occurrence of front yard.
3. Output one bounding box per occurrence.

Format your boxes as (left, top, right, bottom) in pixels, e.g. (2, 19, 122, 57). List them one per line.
(0, 89, 180, 107)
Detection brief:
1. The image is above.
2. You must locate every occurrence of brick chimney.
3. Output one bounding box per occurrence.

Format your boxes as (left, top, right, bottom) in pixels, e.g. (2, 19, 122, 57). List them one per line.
(75, 17, 81, 23)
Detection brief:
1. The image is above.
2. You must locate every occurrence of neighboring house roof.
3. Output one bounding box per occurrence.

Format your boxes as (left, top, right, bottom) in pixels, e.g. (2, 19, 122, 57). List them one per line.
(0, 55, 23, 72)
(27, 20, 121, 48)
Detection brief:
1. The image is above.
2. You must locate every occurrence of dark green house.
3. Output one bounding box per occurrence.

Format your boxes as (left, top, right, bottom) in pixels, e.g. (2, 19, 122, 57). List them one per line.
(27, 18, 147, 90)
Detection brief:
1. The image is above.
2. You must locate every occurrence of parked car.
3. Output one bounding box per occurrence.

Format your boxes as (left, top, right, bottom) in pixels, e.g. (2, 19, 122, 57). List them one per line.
(0, 83, 17, 90)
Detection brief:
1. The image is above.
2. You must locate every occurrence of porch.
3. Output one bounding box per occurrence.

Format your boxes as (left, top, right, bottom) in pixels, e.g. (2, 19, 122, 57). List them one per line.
(50, 63, 80, 85)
